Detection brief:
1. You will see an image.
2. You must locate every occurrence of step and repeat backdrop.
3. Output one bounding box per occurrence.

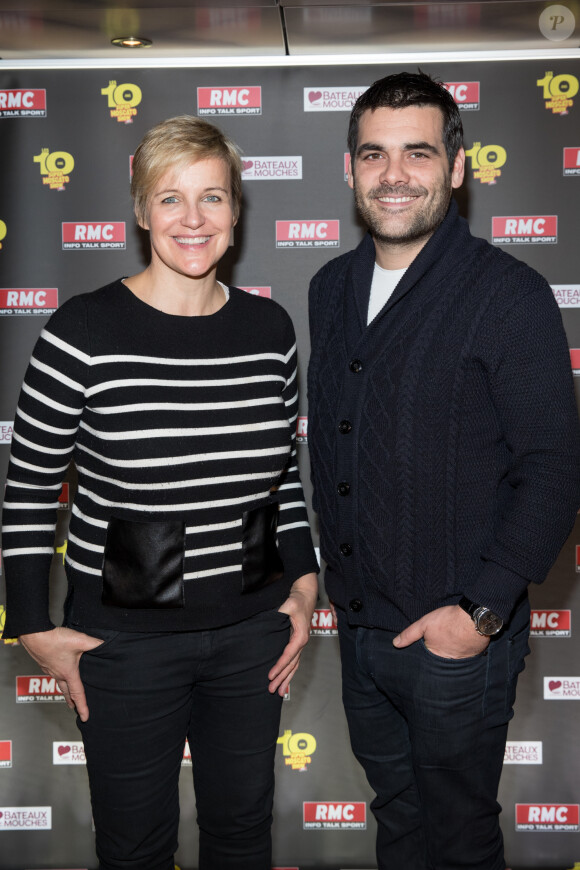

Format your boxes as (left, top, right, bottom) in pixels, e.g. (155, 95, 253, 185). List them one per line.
(0, 58, 579, 870)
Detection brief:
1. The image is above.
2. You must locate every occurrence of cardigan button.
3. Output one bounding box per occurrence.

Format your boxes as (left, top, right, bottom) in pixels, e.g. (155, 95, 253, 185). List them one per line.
(349, 598, 363, 612)
(338, 419, 352, 434)
(340, 542, 353, 557)
(349, 359, 362, 373)
(337, 481, 351, 496)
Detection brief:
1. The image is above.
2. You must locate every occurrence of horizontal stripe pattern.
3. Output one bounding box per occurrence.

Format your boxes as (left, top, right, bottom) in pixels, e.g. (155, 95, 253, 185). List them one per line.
(2, 283, 316, 635)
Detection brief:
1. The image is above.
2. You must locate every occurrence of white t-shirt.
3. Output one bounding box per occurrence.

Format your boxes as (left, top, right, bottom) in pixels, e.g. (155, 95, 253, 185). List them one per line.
(367, 263, 407, 325)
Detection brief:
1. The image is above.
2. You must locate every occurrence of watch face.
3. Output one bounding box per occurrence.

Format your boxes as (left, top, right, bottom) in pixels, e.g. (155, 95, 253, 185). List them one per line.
(475, 608, 503, 636)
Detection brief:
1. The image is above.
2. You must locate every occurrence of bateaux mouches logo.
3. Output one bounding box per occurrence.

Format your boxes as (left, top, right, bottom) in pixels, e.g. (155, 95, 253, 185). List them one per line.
(465, 141, 506, 185)
(492, 215, 557, 245)
(276, 220, 339, 249)
(504, 741, 543, 764)
(0, 288, 58, 316)
(311, 608, 338, 636)
(0, 421, 13, 442)
(62, 222, 126, 250)
(530, 609, 571, 637)
(564, 147, 580, 176)
(53, 741, 86, 765)
(304, 86, 367, 112)
(197, 86, 262, 115)
(16, 676, 65, 703)
(278, 729, 317, 771)
(553, 285, 580, 307)
(516, 804, 579, 832)
(544, 677, 580, 699)
(0, 807, 52, 830)
(242, 157, 302, 180)
(0, 88, 46, 118)
(34, 147, 74, 190)
(443, 81, 480, 111)
(537, 71, 578, 114)
(101, 80, 142, 123)
(303, 801, 366, 830)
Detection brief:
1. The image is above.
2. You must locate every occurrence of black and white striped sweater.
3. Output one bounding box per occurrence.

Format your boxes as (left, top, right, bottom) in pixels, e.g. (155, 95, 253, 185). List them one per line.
(2, 280, 318, 637)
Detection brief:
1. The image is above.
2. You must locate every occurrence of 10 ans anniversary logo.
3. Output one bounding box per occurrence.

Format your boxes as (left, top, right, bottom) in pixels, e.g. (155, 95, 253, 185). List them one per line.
(465, 141, 506, 185)
(537, 71, 578, 115)
(101, 80, 142, 123)
(0, 606, 19, 646)
(277, 729, 317, 771)
(34, 148, 74, 191)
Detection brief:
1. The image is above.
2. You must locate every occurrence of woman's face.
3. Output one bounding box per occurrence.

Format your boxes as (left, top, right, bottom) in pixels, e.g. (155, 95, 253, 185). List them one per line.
(142, 158, 236, 282)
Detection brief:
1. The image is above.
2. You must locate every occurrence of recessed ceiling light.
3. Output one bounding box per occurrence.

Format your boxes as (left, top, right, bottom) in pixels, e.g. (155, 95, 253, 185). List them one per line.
(111, 36, 152, 48)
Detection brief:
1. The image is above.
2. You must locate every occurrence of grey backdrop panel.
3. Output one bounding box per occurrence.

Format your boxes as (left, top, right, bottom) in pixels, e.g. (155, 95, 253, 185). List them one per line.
(0, 59, 579, 870)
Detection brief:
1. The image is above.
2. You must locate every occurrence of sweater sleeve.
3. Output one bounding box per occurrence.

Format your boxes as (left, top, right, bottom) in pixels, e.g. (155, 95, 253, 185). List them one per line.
(1, 296, 90, 638)
(272, 312, 319, 583)
(464, 272, 580, 621)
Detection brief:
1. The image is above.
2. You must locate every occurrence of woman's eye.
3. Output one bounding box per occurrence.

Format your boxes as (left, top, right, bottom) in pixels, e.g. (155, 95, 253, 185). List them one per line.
(162, 195, 178, 204)
(203, 195, 221, 203)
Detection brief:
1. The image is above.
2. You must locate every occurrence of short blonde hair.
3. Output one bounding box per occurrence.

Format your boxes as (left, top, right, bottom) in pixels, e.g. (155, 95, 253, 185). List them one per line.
(131, 115, 243, 225)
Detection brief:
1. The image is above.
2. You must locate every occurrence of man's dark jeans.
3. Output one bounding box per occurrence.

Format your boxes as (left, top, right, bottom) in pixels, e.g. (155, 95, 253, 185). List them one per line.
(338, 598, 530, 870)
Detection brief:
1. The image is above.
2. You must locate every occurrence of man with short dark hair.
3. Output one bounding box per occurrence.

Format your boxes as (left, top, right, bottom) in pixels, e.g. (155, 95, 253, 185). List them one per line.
(307, 71, 580, 869)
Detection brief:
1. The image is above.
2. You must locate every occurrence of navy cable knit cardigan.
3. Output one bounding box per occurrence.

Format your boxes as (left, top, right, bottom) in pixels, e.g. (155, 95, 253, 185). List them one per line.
(307, 200, 580, 630)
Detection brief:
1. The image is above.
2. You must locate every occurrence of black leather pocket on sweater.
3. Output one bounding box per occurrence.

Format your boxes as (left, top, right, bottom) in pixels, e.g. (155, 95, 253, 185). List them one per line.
(102, 516, 185, 609)
(241, 502, 284, 594)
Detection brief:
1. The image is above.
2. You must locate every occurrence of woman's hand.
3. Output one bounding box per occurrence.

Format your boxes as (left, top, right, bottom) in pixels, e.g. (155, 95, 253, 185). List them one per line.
(19, 627, 104, 721)
(268, 572, 318, 696)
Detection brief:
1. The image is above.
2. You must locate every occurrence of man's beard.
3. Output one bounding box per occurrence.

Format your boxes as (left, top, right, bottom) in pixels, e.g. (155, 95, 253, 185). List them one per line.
(353, 180, 452, 246)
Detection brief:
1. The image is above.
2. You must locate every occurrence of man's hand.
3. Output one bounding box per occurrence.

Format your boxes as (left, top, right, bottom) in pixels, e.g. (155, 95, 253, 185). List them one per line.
(19, 626, 104, 721)
(392, 605, 490, 659)
(268, 572, 318, 696)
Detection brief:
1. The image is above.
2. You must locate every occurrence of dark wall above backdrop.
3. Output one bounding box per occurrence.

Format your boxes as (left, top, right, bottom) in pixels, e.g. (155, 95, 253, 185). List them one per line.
(0, 57, 580, 870)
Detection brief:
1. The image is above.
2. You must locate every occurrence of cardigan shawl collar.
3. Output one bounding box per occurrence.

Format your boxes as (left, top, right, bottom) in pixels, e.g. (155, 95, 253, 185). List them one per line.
(342, 198, 471, 355)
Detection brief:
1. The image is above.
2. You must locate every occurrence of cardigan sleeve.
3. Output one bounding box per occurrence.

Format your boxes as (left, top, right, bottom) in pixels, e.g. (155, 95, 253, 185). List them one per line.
(1, 296, 90, 638)
(272, 312, 319, 584)
(463, 272, 580, 621)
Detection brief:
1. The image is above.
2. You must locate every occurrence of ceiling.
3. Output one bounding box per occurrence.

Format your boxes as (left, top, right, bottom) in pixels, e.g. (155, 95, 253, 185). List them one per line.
(0, 0, 578, 63)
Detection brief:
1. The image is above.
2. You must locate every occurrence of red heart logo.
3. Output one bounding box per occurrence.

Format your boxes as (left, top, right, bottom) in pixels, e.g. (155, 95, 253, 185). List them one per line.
(549, 680, 562, 691)
(242, 160, 254, 171)
(58, 744, 71, 756)
(309, 91, 322, 103)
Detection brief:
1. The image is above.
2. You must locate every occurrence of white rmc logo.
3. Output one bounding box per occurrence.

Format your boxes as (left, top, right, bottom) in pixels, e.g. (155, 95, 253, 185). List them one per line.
(5, 290, 48, 307)
(74, 224, 115, 240)
(527, 806, 569, 822)
(531, 611, 560, 628)
(0, 91, 34, 108)
(210, 89, 250, 106)
(288, 222, 328, 239)
(315, 804, 355, 820)
(505, 218, 546, 235)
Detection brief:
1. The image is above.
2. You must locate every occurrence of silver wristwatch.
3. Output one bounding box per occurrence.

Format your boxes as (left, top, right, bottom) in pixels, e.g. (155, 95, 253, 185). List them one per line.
(458, 596, 503, 637)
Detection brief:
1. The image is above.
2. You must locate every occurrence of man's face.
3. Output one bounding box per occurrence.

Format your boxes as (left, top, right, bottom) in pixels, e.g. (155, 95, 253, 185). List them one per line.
(348, 105, 464, 254)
